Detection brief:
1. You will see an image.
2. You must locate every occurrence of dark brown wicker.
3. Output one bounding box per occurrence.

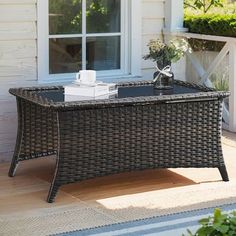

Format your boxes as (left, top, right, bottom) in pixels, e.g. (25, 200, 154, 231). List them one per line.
(8, 80, 230, 203)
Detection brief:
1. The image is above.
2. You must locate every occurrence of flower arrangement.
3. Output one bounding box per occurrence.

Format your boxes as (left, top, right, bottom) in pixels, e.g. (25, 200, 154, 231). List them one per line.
(143, 38, 189, 69)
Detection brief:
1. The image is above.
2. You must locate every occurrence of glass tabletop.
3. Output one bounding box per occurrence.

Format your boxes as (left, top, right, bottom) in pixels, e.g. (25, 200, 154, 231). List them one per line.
(35, 84, 203, 103)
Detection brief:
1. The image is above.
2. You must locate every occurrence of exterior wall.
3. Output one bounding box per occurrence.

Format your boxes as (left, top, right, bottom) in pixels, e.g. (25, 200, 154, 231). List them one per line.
(0, 0, 38, 162)
(141, 0, 165, 79)
(0, 0, 166, 162)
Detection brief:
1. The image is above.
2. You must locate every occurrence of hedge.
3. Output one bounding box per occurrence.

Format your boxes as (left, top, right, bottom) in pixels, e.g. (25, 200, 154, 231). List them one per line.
(184, 13, 236, 37)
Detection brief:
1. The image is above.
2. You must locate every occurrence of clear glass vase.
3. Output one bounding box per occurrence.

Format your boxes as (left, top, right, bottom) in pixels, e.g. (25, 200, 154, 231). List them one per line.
(153, 70, 174, 90)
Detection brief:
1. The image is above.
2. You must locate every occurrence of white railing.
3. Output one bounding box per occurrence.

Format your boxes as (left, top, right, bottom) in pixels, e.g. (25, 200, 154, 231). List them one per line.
(173, 32, 236, 132)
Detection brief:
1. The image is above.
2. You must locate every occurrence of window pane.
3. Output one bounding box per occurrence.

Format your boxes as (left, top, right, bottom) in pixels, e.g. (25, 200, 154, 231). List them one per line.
(86, 36, 120, 70)
(49, 38, 82, 74)
(49, 0, 82, 35)
(86, 0, 121, 33)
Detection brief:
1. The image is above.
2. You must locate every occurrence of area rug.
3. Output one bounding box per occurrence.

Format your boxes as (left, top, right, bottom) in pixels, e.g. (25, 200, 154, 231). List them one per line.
(1, 181, 236, 236)
(55, 203, 236, 236)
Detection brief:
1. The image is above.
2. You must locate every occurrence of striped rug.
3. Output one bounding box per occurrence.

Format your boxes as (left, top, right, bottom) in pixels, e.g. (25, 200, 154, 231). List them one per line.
(56, 203, 236, 236)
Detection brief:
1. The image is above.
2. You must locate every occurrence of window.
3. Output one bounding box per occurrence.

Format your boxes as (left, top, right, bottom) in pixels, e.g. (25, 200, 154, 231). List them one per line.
(38, 0, 141, 82)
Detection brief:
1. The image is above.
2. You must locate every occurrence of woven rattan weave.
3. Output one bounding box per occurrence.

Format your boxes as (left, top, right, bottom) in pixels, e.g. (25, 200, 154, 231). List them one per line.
(8, 80, 230, 203)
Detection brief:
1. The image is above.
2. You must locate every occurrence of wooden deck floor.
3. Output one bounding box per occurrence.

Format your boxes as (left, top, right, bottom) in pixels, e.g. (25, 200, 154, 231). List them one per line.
(0, 138, 236, 216)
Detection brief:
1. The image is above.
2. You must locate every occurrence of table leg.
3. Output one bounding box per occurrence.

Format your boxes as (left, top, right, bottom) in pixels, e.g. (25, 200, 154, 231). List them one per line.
(47, 112, 61, 203)
(47, 178, 60, 203)
(8, 158, 19, 177)
(8, 99, 22, 177)
(47, 149, 60, 203)
(9, 98, 58, 178)
(218, 165, 229, 181)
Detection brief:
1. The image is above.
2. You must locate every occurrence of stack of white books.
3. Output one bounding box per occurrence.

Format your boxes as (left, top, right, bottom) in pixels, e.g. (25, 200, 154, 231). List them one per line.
(64, 93, 117, 102)
(64, 81, 118, 101)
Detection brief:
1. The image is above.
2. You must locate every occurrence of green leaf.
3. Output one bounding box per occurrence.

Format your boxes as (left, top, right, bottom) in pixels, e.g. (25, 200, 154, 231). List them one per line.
(184, 229, 194, 236)
(214, 208, 222, 221)
(189, 209, 236, 236)
(213, 224, 229, 233)
(229, 218, 236, 225)
(199, 217, 210, 225)
(196, 226, 215, 236)
(228, 230, 236, 236)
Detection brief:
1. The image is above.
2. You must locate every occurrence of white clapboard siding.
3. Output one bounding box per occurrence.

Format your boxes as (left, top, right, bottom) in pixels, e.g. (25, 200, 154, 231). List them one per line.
(0, 151, 14, 163)
(0, 80, 38, 100)
(0, 0, 37, 162)
(0, 118, 17, 142)
(0, 0, 36, 4)
(0, 4, 36, 22)
(0, 22, 36, 40)
(0, 111, 18, 152)
(0, 0, 166, 162)
(142, 0, 165, 19)
(0, 60, 37, 79)
(0, 40, 36, 59)
(141, 0, 165, 78)
(142, 19, 164, 35)
(0, 100, 17, 114)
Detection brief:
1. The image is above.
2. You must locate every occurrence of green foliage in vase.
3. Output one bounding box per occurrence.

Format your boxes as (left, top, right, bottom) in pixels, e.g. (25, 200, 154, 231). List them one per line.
(183, 208, 236, 236)
(143, 38, 189, 68)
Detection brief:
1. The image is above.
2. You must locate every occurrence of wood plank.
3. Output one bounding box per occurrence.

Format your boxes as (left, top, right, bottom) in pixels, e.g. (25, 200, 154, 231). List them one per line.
(0, 78, 38, 92)
(0, 123, 17, 137)
(142, 19, 164, 35)
(0, 22, 36, 40)
(0, 140, 235, 214)
(0, 4, 36, 22)
(142, 1, 165, 18)
(0, 158, 193, 213)
(0, 61, 37, 78)
(176, 32, 236, 43)
(0, 0, 36, 4)
(0, 142, 16, 153)
(0, 100, 16, 114)
(0, 151, 13, 163)
(0, 40, 36, 59)
(0, 79, 37, 96)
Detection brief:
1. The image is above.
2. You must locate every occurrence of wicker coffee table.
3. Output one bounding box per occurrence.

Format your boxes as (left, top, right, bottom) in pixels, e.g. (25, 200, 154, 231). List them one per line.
(8, 80, 230, 203)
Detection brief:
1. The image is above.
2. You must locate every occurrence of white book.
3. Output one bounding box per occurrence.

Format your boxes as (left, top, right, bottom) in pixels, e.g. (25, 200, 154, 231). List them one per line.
(64, 83, 117, 97)
(64, 91, 117, 102)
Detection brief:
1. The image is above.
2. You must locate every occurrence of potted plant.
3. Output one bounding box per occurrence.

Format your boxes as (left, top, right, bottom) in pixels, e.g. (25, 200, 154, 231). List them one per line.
(143, 38, 189, 89)
(183, 208, 236, 236)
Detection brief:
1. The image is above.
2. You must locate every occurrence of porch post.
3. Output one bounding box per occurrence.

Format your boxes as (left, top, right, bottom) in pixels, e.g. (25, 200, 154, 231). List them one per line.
(229, 41, 236, 132)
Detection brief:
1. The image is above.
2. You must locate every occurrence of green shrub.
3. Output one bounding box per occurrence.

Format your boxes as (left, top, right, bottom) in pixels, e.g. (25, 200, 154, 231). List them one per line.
(183, 208, 236, 236)
(184, 13, 236, 37)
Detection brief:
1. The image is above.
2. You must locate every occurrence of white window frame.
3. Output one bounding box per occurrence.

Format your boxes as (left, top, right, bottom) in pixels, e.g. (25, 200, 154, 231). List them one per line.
(37, 0, 141, 83)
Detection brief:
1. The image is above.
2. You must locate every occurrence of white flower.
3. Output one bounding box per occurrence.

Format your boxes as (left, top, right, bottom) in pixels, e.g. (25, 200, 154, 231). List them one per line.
(143, 37, 190, 64)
